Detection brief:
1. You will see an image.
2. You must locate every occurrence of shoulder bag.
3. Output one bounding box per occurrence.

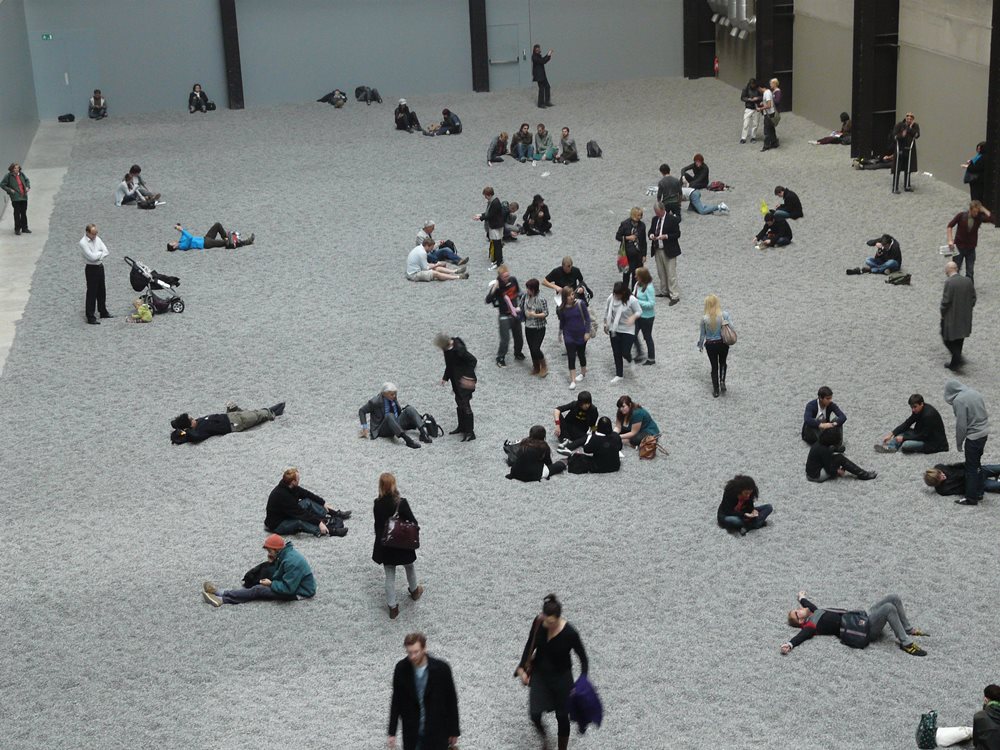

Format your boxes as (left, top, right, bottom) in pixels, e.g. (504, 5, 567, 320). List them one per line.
(720, 317, 737, 346)
(382, 501, 420, 550)
(520, 615, 545, 680)
(639, 434, 668, 460)
(616, 240, 629, 271)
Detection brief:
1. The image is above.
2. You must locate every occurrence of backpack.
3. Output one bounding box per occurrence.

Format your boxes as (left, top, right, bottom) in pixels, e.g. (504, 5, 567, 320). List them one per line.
(915, 710, 938, 749)
(354, 86, 382, 105)
(885, 271, 911, 285)
(421, 413, 444, 438)
(586, 140, 602, 158)
(707, 180, 728, 191)
(837, 610, 871, 648)
(137, 198, 156, 210)
(58, 113, 75, 123)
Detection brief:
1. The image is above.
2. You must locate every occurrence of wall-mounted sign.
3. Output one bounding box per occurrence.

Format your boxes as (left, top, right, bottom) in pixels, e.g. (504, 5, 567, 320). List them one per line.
(41, 33, 53, 40)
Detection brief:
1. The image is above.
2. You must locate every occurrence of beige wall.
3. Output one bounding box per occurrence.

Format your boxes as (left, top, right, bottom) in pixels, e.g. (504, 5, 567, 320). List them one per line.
(715, 25, 755, 90)
(792, 12, 853, 131)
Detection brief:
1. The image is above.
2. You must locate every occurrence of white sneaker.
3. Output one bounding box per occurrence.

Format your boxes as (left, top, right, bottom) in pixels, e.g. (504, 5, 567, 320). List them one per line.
(808, 140, 819, 145)
(575, 372, 585, 382)
(489, 263, 498, 271)
(569, 380, 576, 390)
(717, 202, 728, 212)
(618, 451, 625, 459)
(610, 376, 623, 384)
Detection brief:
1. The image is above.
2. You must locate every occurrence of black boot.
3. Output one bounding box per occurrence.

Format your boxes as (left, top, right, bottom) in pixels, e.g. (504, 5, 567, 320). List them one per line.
(449, 408, 464, 434)
(269, 402, 286, 417)
(841, 456, 876, 480)
(402, 433, 421, 449)
(461, 414, 476, 441)
(720, 366, 727, 394)
(418, 425, 433, 444)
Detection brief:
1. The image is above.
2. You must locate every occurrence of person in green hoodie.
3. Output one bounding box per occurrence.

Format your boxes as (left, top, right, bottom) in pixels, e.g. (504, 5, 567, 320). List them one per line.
(2, 162, 30, 235)
(534, 123, 556, 161)
(932, 684, 1000, 748)
(201, 534, 315, 606)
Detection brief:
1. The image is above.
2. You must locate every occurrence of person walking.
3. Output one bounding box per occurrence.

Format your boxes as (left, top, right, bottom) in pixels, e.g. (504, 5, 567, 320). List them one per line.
(522, 279, 550, 377)
(531, 44, 553, 108)
(435, 333, 478, 441)
(940, 260, 976, 371)
(2, 162, 30, 235)
(632, 267, 657, 366)
(647, 202, 681, 304)
(80, 223, 111, 324)
(388, 632, 461, 749)
(946, 200, 994, 282)
(697, 294, 732, 397)
(892, 112, 920, 193)
(514, 594, 588, 750)
(603, 282, 641, 384)
(373, 473, 424, 619)
(486, 265, 525, 368)
(944, 380, 990, 506)
(615, 207, 647, 289)
(557, 286, 591, 389)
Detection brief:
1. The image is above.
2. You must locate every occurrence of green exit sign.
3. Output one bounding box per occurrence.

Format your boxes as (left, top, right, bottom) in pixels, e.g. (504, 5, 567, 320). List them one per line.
(41, 33, 53, 40)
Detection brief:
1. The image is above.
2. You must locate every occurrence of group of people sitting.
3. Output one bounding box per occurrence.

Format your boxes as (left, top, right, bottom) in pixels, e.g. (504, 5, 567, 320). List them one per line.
(488, 123, 578, 164)
(113, 164, 161, 208)
(393, 100, 462, 136)
(753, 186, 802, 249)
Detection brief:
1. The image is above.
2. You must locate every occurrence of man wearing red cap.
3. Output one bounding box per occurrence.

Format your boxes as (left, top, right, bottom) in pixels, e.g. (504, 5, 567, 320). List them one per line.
(202, 534, 315, 606)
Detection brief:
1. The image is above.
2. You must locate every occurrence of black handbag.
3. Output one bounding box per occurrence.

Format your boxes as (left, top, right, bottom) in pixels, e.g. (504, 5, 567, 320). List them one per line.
(382, 506, 420, 550)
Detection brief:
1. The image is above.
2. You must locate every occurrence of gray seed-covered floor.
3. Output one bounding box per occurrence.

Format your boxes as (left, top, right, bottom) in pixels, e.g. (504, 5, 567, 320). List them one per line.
(3, 77, 999, 750)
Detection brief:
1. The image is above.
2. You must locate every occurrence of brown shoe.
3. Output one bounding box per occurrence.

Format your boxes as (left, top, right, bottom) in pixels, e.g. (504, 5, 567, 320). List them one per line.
(409, 586, 424, 601)
(389, 605, 400, 619)
(538, 359, 548, 378)
(530, 362, 540, 375)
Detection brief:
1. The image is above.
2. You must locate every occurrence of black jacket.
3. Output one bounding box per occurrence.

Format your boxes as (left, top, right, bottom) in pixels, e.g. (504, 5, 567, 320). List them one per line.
(185, 413, 232, 443)
(616, 218, 648, 259)
(532, 50, 551, 83)
(757, 216, 793, 242)
(189, 90, 209, 108)
(974, 702, 1000, 750)
(481, 196, 504, 231)
(775, 189, 803, 219)
(507, 440, 555, 482)
(891, 403, 948, 453)
(581, 431, 622, 473)
(681, 162, 709, 189)
(442, 337, 477, 386)
(557, 401, 599, 440)
(389, 655, 460, 750)
(741, 82, 761, 110)
(648, 212, 681, 258)
(866, 235, 902, 267)
(372, 495, 418, 566)
(265, 482, 326, 531)
(717, 486, 758, 525)
(931, 463, 967, 496)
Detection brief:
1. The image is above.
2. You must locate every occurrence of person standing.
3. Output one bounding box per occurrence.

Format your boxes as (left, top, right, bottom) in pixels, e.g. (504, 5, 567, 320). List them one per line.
(531, 44, 553, 108)
(739, 78, 761, 143)
(2, 162, 30, 235)
(388, 632, 460, 750)
(697, 294, 732, 398)
(373, 473, 424, 619)
(615, 207, 647, 288)
(435, 333, 478, 440)
(961, 141, 988, 203)
(656, 165, 682, 216)
(557, 287, 591, 389)
(474, 186, 505, 269)
(647, 202, 681, 304)
(944, 379, 990, 506)
(486, 266, 525, 368)
(80, 223, 111, 324)
(758, 80, 778, 151)
(603, 282, 641, 384)
(514, 594, 588, 750)
(522, 279, 550, 377)
(632, 267, 656, 366)
(946, 200, 994, 282)
(940, 260, 976, 371)
(892, 112, 920, 193)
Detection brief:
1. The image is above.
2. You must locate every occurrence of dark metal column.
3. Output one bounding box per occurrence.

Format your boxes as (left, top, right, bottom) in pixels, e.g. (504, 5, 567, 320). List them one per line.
(219, 0, 244, 109)
(985, 0, 1000, 206)
(756, 0, 794, 111)
(851, 0, 899, 159)
(683, 0, 716, 79)
(469, 0, 489, 92)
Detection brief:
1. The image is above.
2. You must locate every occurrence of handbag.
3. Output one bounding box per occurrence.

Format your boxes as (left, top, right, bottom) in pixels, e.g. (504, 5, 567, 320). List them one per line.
(639, 434, 668, 459)
(382, 504, 420, 550)
(915, 710, 938, 749)
(616, 240, 629, 271)
(720, 319, 737, 346)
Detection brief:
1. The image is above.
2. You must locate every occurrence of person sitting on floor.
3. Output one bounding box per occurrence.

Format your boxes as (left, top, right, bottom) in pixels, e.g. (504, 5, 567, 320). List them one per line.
(780, 591, 928, 656)
(503, 201, 520, 242)
(806, 443, 877, 482)
(923, 462, 1000, 496)
(167, 222, 254, 251)
(406, 238, 468, 282)
(848, 233, 902, 275)
(127, 298, 153, 324)
(317, 88, 348, 107)
(358, 383, 431, 449)
(614, 395, 660, 447)
(754, 211, 792, 249)
(424, 108, 461, 136)
(809, 112, 852, 145)
(717, 475, 773, 535)
(170, 401, 285, 444)
(563, 416, 622, 473)
(504, 425, 568, 482)
(555, 127, 578, 163)
(681, 153, 710, 189)
(534, 123, 556, 161)
(201, 534, 315, 606)
(394, 99, 421, 131)
(932, 684, 1000, 749)
(88, 89, 108, 120)
(553, 391, 599, 451)
(115, 165, 161, 207)
(416, 221, 468, 265)
(875, 393, 948, 454)
(511, 123, 535, 162)
(264, 467, 351, 537)
(189, 83, 210, 113)
(802, 386, 847, 450)
(772, 186, 803, 220)
(522, 194, 552, 236)
(487, 131, 509, 164)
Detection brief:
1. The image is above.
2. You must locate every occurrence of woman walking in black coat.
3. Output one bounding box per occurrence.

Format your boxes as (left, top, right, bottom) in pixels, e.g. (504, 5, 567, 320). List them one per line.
(372, 473, 424, 619)
(435, 333, 478, 440)
(615, 207, 647, 288)
(514, 594, 589, 750)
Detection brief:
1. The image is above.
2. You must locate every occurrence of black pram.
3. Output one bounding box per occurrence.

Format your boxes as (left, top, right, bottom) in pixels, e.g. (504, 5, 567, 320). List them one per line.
(124, 256, 185, 314)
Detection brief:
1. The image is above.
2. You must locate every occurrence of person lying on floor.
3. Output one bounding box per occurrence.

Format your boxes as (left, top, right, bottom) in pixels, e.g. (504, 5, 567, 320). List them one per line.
(170, 401, 285, 444)
(202, 534, 315, 607)
(317, 88, 348, 107)
(505, 425, 567, 481)
(167, 222, 254, 251)
(358, 383, 432, 449)
(265, 467, 352, 537)
(924, 462, 1000, 496)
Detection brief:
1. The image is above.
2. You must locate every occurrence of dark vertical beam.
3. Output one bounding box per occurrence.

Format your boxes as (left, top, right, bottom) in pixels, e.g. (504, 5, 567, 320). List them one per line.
(755, 0, 774, 87)
(985, 0, 1000, 207)
(683, 0, 716, 79)
(219, 0, 244, 109)
(851, 0, 876, 159)
(469, 0, 489, 92)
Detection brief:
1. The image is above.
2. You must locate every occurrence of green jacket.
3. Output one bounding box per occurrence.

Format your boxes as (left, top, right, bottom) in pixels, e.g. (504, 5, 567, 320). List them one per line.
(1, 170, 30, 201)
(269, 541, 316, 598)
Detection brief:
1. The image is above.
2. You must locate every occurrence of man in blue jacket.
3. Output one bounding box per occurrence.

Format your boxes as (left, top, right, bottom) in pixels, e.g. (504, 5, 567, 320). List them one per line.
(802, 386, 847, 451)
(202, 534, 315, 606)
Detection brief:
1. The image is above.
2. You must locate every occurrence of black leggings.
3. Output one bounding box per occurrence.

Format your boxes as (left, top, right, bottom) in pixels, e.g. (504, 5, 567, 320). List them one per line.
(704, 340, 729, 389)
(634, 316, 655, 360)
(525, 327, 546, 364)
(532, 712, 570, 738)
(565, 340, 587, 370)
(203, 222, 230, 249)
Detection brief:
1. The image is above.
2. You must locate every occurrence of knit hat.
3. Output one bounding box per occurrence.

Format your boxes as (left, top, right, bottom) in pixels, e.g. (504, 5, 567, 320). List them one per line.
(263, 534, 286, 550)
(399, 98, 407, 105)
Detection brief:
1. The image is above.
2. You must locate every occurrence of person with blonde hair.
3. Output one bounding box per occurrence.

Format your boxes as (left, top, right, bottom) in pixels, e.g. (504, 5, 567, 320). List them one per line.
(372, 473, 423, 619)
(615, 206, 647, 288)
(946, 199, 994, 282)
(488, 131, 509, 164)
(264, 467, 351, 537)
(697, 294, 732, 397)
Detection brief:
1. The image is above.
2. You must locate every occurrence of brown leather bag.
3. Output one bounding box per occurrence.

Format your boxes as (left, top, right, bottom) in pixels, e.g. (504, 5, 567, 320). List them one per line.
(639, 434, 667, 460)
(520, 615, 545, 680)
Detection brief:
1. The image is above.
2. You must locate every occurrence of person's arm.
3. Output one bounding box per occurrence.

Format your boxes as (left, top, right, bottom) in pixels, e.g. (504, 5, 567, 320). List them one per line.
(79, 238, 104, 263)
(516, 617, 541, 673)
(571, 628, 589, 675)
(442, 662, 461, 743)
(624, 298, 642, 325)
(268, 556, 306, 596)
(387, 662, 403, 741)
(637, 224, 647, 256)
(636, 288, 655, 315)
(946, 213, 960, 246)
(697, 319, 707, 349)
(621, 420, 643, 441)
(803, 402, 822, 429)
(830, 404, 847, 426)
(615, 221, 627, 243)
(359, 400, 373, 432)
(891, 413, 918, 438)
(954, 404, 968, 450)
(755, 224, 769, 241)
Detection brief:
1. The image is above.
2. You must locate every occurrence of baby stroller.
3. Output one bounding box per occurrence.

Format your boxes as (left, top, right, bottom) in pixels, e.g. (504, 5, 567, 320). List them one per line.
(124, 256, 184, 314)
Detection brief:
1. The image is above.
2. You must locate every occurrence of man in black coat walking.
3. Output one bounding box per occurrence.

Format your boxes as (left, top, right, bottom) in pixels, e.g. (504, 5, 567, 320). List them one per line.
(532, 44, 553, 108)
(435, 334, 478, 441)
(388, 632, 460, 750)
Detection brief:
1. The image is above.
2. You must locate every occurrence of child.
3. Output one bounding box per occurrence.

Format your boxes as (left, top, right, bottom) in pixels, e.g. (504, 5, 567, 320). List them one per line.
(128, 299, 153, 323)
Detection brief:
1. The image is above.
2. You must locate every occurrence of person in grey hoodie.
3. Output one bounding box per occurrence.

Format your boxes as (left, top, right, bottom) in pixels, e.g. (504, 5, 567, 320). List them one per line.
(944, 379, 990, 505)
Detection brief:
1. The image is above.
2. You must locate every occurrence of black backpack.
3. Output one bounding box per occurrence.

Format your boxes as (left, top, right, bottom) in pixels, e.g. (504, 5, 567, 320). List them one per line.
(586, 140, 602, 158)
(354, 86, 382, 105)
(58, 113, 75, 123)
(421, 413, 444, 438)
(837, 610, 871, 648)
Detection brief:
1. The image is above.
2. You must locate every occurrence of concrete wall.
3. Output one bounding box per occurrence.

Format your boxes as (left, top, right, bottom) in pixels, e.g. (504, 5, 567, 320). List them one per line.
(715, 24, 754, 90)
(792, 1, 852, 131)
(24, 0, 225, 118)
(0, 0, 39, 165)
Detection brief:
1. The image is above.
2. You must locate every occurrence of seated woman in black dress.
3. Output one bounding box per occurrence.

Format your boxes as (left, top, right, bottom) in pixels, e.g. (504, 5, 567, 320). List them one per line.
(564, 416, 622, 474)
(505, 425, 567, 481)
(522, 194, 552, 236)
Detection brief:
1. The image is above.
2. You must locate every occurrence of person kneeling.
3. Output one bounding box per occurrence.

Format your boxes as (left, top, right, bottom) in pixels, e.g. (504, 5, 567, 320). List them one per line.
(202, 534, 315, 606)
(359, 383, 431, 449)
(806, 443, 877, 482)
(406, 238, 468, 282)
(265, 467, 351, 538)
(717, 475, 772, 535)
(505, 425, 567, 481)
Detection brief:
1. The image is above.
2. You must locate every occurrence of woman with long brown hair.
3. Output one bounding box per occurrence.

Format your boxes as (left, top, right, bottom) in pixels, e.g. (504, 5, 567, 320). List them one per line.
(372, 473, 423, 619)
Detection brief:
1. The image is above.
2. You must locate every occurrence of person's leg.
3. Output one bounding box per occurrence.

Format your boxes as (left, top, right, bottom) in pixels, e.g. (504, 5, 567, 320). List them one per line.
(13, 201, 28, 231)
(497, 317, 512, 361)
(964, 436, 987, 502)
(403, 563, 419, 594)
(904, 146, 914, 189)
(96, 265, 109, 317)
(383, 564, 398, 608)
(618, 332, 635, 365)
(705, 342, 720, 391)
(719, 515, 745, 531)
(654, 251, 670, 293)
(898, 439, 925, 453)
(936, 727, 974, 746)
(493, 238, 504, 265)
(774, 237, 792, 247)
(398, 405, 423, 432)
(204, 222, 227, 241)
(749, 503, 773, 527)
(511, 319, 524, 358)
(84, 265, 98, 320)
(273, 518, 320, 535)
(867, 594, 914, 643)
(228, 408, 275, 432)
(565, 342, 578, 373)
(555, 712, 570, 744)
(944, 338, 962, 369)
(718, 342, 729, 390)
(741, 108, 753, 141)
(610, 335, 625, 377)
(525, 327, 543, 368)
(953, 248, 966, 274)
(773, 209, 791, 220)
(983, 465, 1000, 492)
(964, 247, 976, 281)
(689, 190, 709, 215)
(530, 713, 547, 739)
(220, 584, 279, 604)
(665, 256, 679, 301)
(544, 81, 552, 105)
(639, 317, 655, 361)
(891, 156, 901, 192)
(577, 341, 588, 372)
(537, 81, 545, 108)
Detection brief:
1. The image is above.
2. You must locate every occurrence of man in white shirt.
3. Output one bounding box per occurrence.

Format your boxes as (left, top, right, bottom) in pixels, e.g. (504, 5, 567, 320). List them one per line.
(80, 223, 111, 324)
(406, 238, 468, 282)
(416, 221, 467, 265)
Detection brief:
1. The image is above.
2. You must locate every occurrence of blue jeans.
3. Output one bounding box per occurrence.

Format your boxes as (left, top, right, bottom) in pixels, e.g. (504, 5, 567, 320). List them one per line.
(514, 143, 534, 160)
(773, 209, 791, 220)
(720, 503, 773, 531)
(884, 438, 924, 453)
(221, 584, 280, 604)
(865, 258, 900, 274)
(983, 464, 1000, 493)
(954, 246, 976, 281)
(964, 435, 987, 501)
(427, 247, 461, 264)
(688, 190, 722, 215)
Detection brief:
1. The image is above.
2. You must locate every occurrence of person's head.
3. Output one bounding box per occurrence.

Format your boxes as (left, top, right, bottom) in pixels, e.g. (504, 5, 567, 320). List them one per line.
(536, 123, 547, 134)
(129, 164, 142, 177)
(703, 293, 721, 320)
(8, 162, 19, 174)
(560, 256, 574, 273)
(528, 424, 546, 442)
(747, 77, 757, 89)
(629, 206, 643, 222)
(876, 233, 893, 248)
(764, 210, 776, 225)
(442, 108, 451, 118)
(984, 684, 1000, 704)
(817, 386, 833, 407)
(422, 220, 435, 232)
(262, 533, 285, 562)
(531, 193, 544, 208)
(774, 186, 785, 197)
(433, 332, 451, 350)
(635, 266, 651, 289)
(496, 263, 510, 283)
(170, 413, 193, 430)
(693, 153, 704, 166)
(724, 474, 759, 503)
(654, 201, 665, 217)
(596, 416, 614, 434)
(561, 285, 576, 308)
(616, 395, 635, 418)
(525, 278, 540, 296)
(482, 186, 494, 200)
(758, 81, 768, 91)
(533, 44, 541, 53)
(659, 163, 670, 176)
(788, 607, 810, 627)
(770, 77, 779, 89)
(507, 201, 519, 213)
(970, 199, 984, 216)
(613, 281, 630, 303)
(282, 467, 300, 487)
(132, 298, 143, 311)
(561, 127, 570, 138)
(404, 632, 428, 667)
(576, 390, 593, 410)
(541, 593, 562, 625)
(421, 237, 435, 251)
(923, 468, 946, 488)
(839, 111, 850, 124)
(904, 112, 915, 125)
(379, 471, 399, 499)
(976, 140, 987, 154)
(945, 260, 959, 277)
(85, 223, 98, 239)
(520, 122, 530, 134)
(908, 394, 925, 414)
(192, 83, 202, 93)
(499, 131, 508, 142)
(381, 382, 398, 400)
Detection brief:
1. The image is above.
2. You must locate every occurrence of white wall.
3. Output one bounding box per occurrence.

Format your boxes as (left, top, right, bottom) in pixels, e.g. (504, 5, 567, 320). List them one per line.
(0, 0, 38, 163)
